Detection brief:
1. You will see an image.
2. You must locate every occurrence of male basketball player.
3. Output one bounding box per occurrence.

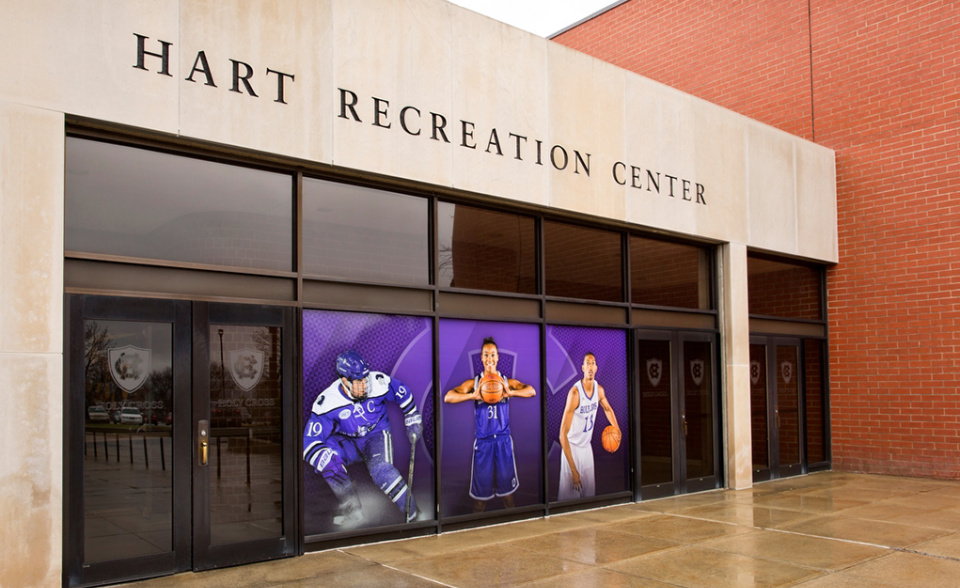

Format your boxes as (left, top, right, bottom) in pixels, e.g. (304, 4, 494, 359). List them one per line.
(303, 350, 422, 527)
(444, 337, 536, 512)
(558, 352, 620, 500)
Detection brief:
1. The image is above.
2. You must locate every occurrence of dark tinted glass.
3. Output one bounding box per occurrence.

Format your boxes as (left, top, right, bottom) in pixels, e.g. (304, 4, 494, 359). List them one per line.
(544, 221, 622, 302)
(683, 340, 714, 478)
(209, 325, 283, 546)
(804, 339, 826, 464)
(747, 256, 823, 320)
(303, 179, 429, 285)
(638, 338, 673, 486)
(776, 345, 801, 466)
(631, 236, 711, 309)
(83, 320, 173, 563)
(65, 138, 293, 271)
(437, 202, 536, 294)
(749, 344, 769, 469)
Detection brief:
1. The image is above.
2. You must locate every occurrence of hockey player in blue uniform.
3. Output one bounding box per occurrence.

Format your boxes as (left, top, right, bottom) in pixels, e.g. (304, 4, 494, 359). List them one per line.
(444, 337, 536, 513)
(303, 350, 422, 527)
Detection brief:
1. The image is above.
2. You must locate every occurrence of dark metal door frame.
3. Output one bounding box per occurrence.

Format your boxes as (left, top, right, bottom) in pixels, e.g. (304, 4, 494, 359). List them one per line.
(751, 336, 805, 482)
(678, 331, 721, 494)
(191, 301, 299, 570)
(63, 295, 192, 587)
(63, 295, 298, 587)
(636, 329, 721, 500)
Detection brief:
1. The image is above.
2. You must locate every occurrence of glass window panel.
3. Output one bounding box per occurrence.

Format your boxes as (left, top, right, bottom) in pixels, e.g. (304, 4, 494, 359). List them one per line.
(747, 255, 823, 320)
(83, 320, 173, 563)
(437, 202, 536, 294)
(776, 345, 801, 467)
(303, 179, 429, 285)
(804, 339, 826, 464)
(209, 325, 283, 546)
(544, 221, 623, 302)
(631, 236, 712, 309)
(750, 344, 769, 470)
(639, 339, 673, 486)
(683, 340, 714, 479)
(65, 138, 293, 271)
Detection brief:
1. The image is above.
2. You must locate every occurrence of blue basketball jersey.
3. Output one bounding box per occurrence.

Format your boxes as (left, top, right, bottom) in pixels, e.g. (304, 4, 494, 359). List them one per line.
(473, 372, 510, 439)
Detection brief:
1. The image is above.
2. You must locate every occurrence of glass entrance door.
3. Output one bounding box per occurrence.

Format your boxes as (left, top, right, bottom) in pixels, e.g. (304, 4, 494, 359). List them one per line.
(637, 330, 720, 499)
(750, 343, 771, 479)
(192, 302, 297, 569)
(64, 296, 297, 586)
(751, 337, 804, 481)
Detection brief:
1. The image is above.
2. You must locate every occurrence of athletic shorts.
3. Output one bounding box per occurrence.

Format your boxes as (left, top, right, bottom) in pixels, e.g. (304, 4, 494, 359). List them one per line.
(470, 434, 518, 500)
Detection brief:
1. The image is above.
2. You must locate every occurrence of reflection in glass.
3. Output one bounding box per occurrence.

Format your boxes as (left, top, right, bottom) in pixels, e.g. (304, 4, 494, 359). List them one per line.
(747, 255, 823, 320)
(750, 344, 770, 470)
(303, 179, 429, 285)
(209, 325, 284, 546)
(639, 339, 673, 486)
(83, 320, 173, 563)
(804, 339, 826, 463)
(631, 236, 711, 309)
(65, 138, 293, 271)
(776, 345, 801, 466)
(545, 221, 623, 302)
(437, 202, 536, 294)
(683, 341, 714, 479)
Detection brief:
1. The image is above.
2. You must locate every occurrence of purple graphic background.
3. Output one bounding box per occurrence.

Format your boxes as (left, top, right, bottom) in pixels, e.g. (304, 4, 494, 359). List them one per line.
(440, 319, 542, 517)
(546, 325, 629, 501)
(302, 310, 434, 535)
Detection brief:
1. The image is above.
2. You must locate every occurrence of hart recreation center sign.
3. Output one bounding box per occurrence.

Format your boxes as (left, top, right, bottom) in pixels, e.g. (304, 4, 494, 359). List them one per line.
(133, 33, 708, 207)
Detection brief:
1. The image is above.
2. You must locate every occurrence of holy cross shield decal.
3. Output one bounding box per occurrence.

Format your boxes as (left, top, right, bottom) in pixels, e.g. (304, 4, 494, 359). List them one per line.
(780, 361, 793, 384)
(229, 348, 265, 391)
(690, 359, 704, 386)
(108, 345, 151, 393)
(646, 358, 663, 387)
(750, 360, 762, 385)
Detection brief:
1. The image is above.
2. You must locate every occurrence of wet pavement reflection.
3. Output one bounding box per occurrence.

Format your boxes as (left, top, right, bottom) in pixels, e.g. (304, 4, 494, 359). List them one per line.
(121, 471, 960, 587)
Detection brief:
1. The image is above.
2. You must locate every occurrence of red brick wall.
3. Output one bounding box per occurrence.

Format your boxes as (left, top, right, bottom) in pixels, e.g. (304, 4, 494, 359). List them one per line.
(747, 256, 823, 321)
(556, 1, 960, 479)
(555, 0, 815, 141)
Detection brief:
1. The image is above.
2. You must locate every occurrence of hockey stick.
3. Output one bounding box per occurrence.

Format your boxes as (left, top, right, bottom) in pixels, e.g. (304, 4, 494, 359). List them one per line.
(405, 435, 417, 521)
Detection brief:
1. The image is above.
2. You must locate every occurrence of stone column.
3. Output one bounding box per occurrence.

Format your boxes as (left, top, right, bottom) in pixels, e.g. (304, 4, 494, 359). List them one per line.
(0, 101, 64, 587)
(719, 242, 753, 489)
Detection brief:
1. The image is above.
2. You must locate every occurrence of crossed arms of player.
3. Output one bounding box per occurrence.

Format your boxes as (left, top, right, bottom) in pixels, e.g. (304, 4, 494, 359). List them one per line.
(443, 376, 536, 403)
(559, 382, 620, 491)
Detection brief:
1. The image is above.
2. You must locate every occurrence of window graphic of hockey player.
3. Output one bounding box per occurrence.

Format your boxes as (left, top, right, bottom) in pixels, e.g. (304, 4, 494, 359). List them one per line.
(303, 350, 422, 527)
(558, 352, 621, 500)
(444, 337, 536, 513)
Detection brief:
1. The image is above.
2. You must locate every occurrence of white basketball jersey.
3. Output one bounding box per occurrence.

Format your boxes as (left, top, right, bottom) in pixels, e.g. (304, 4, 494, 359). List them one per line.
(566, 380, 599, 447)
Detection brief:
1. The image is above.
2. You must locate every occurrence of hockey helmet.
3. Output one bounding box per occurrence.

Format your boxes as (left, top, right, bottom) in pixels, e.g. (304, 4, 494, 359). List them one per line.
(336, 350, 370, 381)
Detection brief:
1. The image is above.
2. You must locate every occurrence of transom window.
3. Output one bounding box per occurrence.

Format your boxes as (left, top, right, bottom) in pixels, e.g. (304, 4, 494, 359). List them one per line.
(65, 138, 293, 272)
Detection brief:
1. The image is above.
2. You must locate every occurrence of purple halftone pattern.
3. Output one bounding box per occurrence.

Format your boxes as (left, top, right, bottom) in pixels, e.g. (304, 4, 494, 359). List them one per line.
(302, 310, 434, 535)
(439, 319, 541, 517)
(546, 325, 629, 502)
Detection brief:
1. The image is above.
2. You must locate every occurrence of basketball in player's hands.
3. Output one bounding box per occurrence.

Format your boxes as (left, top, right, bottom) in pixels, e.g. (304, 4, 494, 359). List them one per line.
(601, 425, 621, 453)
(478, 373, 505, 404)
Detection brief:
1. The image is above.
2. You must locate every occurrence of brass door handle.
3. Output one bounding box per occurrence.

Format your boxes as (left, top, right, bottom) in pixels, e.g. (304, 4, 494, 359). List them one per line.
(198, 420, 209, 466)
(681, 414, 688, 437)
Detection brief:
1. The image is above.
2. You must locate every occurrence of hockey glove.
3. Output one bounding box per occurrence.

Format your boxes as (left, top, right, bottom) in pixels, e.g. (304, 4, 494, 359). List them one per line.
(404, 413, 423, 444)
(315, 447, 350, 486)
